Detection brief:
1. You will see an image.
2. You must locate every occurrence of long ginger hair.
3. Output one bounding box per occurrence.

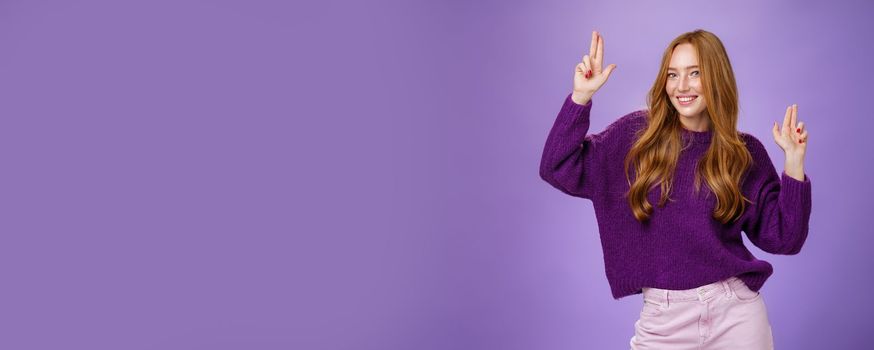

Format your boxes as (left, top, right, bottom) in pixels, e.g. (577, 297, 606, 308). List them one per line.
(623, 29, 753, 225)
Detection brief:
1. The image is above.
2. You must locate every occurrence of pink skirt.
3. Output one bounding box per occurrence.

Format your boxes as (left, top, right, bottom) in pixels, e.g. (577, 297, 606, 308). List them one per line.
(629, 276, 774, 350)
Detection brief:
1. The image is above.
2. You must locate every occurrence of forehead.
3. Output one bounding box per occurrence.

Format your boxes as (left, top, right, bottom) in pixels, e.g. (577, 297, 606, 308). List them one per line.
(668, 43, 698, 69)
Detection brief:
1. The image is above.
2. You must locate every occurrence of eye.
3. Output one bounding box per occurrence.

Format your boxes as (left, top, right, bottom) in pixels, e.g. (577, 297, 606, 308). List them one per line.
(691, 70, 700, 76)
(667, 73, 676, 78)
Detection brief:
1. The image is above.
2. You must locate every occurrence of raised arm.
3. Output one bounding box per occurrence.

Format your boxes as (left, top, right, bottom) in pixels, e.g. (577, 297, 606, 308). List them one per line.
(539, 95, 598, 198)
(741, 136, 812, 255)
(539, 30, 618, 199)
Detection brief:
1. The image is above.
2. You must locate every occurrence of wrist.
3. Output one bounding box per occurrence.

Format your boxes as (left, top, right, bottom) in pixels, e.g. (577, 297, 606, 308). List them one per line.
(784, 157, 805, 181)
(571, 91, 593, 105)
(784, 151, 805, 164)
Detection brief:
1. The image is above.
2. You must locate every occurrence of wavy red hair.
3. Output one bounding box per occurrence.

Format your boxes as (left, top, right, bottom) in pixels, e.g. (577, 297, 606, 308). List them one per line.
(623, 29, 753, 224)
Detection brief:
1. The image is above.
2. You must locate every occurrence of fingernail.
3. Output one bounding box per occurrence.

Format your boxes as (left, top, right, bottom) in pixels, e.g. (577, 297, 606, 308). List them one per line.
(799, 139, 803, 143)
(796, 128, 800, 133)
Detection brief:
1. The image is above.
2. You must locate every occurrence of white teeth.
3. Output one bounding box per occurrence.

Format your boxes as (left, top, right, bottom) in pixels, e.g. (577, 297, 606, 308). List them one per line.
(679, 96, 697, 102)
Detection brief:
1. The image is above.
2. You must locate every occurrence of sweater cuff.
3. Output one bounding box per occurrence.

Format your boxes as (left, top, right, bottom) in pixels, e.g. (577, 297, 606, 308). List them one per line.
(781, 170, 811, 195)
(563, 92, 593, 115)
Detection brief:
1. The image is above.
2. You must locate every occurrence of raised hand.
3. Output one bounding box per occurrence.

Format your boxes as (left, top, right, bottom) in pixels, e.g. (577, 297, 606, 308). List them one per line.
(572, 30, 618, 105)
(772, 104, 808, 181)
(772, 104, 808, 157)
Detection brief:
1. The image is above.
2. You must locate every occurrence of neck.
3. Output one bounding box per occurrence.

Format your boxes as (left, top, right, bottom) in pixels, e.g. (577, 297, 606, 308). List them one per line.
(679, 113, 710, 132)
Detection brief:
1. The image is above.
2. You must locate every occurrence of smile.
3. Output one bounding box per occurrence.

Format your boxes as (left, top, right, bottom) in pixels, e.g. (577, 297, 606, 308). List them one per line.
(678, 96, 698, 105)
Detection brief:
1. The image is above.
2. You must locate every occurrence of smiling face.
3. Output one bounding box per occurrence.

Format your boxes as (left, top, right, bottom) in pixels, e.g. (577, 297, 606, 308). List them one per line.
(666, 43, 708, 123)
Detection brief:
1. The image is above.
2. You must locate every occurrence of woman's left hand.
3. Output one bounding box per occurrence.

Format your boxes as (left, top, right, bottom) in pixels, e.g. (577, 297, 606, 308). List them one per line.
(772, 104, 807, 158)
(773, 104, 807, 181)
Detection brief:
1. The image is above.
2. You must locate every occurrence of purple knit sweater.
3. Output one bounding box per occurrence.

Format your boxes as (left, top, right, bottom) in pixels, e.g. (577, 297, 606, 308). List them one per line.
(539, 93, 812, 300)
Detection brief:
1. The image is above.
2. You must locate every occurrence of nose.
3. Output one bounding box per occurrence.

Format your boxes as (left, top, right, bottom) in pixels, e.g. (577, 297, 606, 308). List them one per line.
(678, 75, 690, 92)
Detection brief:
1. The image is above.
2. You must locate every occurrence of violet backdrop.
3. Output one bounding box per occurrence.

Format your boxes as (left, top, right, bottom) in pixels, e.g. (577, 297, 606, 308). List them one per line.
(0, 0, 870, 349)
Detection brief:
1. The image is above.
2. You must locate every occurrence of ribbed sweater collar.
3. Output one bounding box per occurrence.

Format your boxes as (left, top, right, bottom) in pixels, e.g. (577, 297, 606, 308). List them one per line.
(681, 127, 713, 145)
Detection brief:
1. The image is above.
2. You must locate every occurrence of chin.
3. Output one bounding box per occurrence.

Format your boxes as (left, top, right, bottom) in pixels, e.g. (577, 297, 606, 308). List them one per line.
(678, 110, 704, 118)
(673, 103, 706, 119)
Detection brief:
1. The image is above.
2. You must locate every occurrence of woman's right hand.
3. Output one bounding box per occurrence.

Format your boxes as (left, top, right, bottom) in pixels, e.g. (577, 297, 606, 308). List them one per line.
(572, 30, 617, 105)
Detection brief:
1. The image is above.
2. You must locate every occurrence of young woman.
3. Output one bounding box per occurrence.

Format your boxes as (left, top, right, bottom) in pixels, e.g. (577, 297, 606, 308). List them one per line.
(539, 29, 811, 349)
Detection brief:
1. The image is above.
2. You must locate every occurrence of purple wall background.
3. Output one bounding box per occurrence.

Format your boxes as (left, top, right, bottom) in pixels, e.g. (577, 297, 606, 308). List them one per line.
(1, 0, 870, 349)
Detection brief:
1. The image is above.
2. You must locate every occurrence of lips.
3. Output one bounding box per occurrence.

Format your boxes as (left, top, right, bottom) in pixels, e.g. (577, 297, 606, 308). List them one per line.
(678, 95, 698, 106)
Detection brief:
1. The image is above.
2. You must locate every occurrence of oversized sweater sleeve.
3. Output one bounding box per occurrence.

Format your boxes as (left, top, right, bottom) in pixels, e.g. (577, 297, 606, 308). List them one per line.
(740, 135, 813, 255)
(539, 93, 629, 199)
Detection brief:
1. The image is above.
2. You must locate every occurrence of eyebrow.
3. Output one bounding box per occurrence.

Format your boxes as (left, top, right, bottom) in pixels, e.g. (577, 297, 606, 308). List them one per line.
(667, 65, 699, 71)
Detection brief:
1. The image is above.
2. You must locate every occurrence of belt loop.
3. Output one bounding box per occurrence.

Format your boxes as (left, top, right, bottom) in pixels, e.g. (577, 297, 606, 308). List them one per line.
(721, 279, 733, 298)
(664, 289, 670, 308)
